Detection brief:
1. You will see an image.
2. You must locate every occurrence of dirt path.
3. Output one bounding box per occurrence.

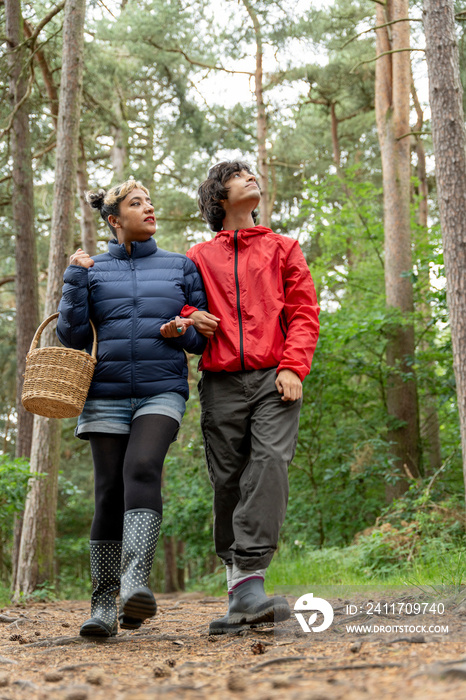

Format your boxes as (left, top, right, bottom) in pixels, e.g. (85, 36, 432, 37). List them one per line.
(1, 592, 465, 699)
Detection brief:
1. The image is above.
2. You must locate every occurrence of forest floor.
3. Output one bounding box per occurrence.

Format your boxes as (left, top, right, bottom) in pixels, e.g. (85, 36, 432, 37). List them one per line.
(0, 588, 465, 700)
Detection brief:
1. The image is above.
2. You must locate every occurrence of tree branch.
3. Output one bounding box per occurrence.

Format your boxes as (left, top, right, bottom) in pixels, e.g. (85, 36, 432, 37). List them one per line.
(396, 130, 430, 141)
(350, 48, 425, 74)
(341, 18, 422, 49)
(146, 39, 254, 76)
(97, 0, 117, 19)
(24, 21, 59, 124)
(188, 79, 255, 138)
(33, 141, 57, 159)
(0, 276, 15, 287)
(0, 69, 34, 140)
(27, 1, 65, 46)
(411, 74, 423, 133)
(337, 105, 374, 122)
(302, 97, 329, 107)
(9, 1, 65, 53)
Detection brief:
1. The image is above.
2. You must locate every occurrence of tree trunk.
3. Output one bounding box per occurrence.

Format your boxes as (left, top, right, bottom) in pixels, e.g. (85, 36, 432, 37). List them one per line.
(77, 139, 97, 255)
(242, 0, 270, 227)
(423, 0, 466, 502)
(176, 539, 185, 591)
(15, 0, 87, 596)
(25, 21, 95, 257)
(23, 20, 59, 126)
(5, 0, 40, 462)
(111, 99, 128, 182)
(163, 534, 178, 593)
(375, 0, 421, 499)
(6, 0, 41, 591)
(330, 102, 341, 167)
(411, 82, 442, 474)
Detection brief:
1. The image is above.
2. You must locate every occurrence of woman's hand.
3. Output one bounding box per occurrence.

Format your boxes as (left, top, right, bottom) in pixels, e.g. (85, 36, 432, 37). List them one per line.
(70, 248, 94, 268)
(160, 316, 195, 338)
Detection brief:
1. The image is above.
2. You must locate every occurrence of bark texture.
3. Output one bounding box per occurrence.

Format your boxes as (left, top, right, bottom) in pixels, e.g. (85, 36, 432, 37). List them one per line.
(411, 82, 442, 474)
(242, 0, 270, 227)
(375, 0, 421, 499)
(111, 99, 129, 182)
(5, 0, 40, 462)
(6, 0, 41, 591)
(163, 535, 179, 593)
(15, 0, 87, 596)
(26, 20, 95, 256)
(77, 139, 97, 255)
(423, 0, 466, 499)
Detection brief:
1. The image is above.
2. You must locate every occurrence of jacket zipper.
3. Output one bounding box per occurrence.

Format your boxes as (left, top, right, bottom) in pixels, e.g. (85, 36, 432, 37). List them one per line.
(234, 229, 245, 371)
(129, 256, 136, 394)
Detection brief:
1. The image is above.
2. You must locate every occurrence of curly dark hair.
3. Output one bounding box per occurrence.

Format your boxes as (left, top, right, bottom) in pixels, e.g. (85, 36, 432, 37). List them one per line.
(86, 180, 149, 236)
(198, 160, 259, 232)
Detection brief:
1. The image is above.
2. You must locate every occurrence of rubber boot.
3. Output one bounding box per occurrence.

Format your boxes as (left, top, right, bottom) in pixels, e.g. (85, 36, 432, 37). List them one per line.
(80, 541, 121, 637)
(209, 594, 237, 635)
(119, 509, 161, 628)
(208, 593, 260, 635)
(228, 577, 290, 625)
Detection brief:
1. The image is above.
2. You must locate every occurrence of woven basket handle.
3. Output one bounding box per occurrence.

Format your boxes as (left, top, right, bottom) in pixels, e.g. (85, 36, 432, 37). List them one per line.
(28, 312, 98, 361)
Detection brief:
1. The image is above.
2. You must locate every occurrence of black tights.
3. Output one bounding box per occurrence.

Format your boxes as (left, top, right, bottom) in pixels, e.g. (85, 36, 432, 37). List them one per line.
(89, 414, 178, 541)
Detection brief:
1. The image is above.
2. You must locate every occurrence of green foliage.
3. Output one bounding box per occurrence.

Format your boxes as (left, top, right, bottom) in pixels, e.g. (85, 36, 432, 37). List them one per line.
(20, 580, 58, 603)
(55, 473, 94, 597)
(267, 540, 466, 591)
(267, 543, 362, 589)
(355, 470, 465, 580)
(0, 455, 36, 586)
(0, 581, 12, 607)
(284, 172, 391, 547)
(158, 372, 217, 585)
(0, 456, 30, 524)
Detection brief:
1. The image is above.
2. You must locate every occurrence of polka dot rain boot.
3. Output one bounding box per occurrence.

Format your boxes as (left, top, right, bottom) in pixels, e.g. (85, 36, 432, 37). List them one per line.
(119, 508, 161, 627)
(79, 540, 121, 637)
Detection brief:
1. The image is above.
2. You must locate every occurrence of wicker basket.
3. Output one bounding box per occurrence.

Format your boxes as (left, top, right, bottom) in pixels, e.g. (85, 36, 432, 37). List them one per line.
(22, 313, 97, 419)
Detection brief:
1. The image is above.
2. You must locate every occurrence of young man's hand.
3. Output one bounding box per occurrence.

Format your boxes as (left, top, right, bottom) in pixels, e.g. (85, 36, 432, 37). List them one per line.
(188, 310, 220, 338)
(160, 316, 194, 338)
(275, 369, 302, 401)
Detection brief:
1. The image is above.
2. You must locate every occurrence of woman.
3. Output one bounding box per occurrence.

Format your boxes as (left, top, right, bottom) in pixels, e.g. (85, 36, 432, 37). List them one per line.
(57, 179, 207, 637)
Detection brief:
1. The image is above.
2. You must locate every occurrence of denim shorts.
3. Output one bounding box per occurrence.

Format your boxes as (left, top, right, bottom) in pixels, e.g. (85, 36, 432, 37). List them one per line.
(75, 392, 186, 441)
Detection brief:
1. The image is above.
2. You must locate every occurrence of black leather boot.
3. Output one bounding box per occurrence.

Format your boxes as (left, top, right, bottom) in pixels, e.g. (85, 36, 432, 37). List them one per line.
(80, 541, 121, 637)
(119, 509, 161, 627)
(228, 577, 290, 625)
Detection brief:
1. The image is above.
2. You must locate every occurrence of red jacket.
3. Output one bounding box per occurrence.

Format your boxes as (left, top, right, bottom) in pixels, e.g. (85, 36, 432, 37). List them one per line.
(181, 226, 320, 381)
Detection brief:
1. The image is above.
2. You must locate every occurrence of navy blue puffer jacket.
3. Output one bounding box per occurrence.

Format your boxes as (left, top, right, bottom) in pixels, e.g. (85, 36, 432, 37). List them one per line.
(57, 237, 207, 400)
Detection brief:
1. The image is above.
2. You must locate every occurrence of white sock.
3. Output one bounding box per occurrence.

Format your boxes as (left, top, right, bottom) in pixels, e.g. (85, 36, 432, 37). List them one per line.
(231, 564, 266, 590)
(226, 564, 232, 592)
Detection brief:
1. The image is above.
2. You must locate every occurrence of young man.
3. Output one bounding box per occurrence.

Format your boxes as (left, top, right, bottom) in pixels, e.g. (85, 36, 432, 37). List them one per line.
(181, 161, 320, 634)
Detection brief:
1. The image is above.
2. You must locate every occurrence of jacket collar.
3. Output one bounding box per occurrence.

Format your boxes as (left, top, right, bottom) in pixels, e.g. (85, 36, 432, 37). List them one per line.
(108, 237, 157, 259)
(215, 225, 272, 239)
